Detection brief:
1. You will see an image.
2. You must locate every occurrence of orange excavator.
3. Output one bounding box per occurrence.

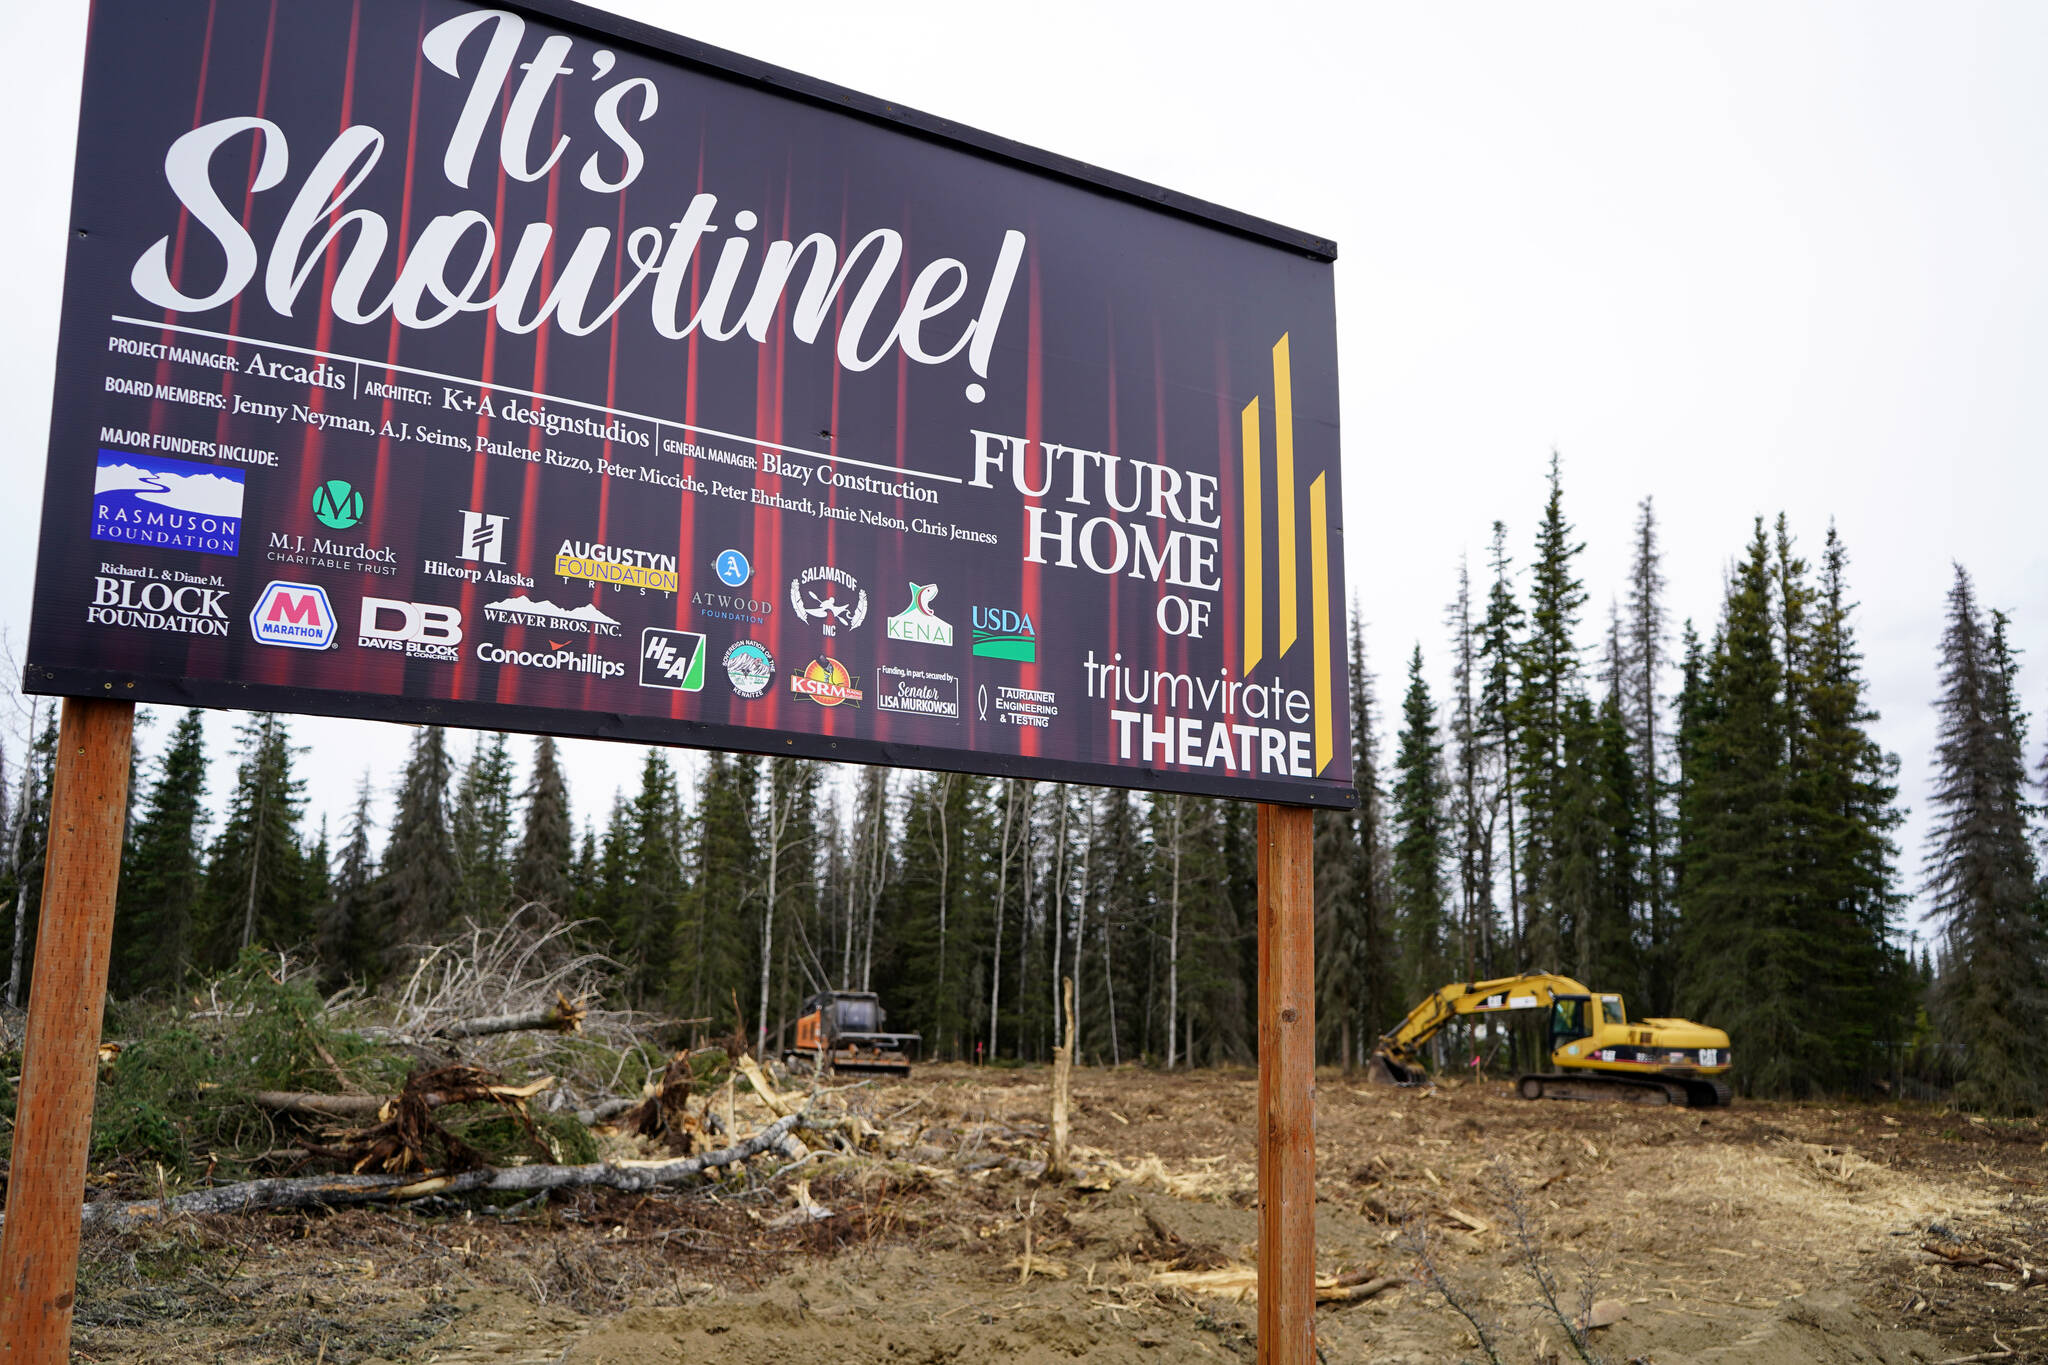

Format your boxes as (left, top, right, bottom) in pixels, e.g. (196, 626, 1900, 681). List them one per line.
(1370, 973, 1734, 1107)
(785, 991, 922, 1078)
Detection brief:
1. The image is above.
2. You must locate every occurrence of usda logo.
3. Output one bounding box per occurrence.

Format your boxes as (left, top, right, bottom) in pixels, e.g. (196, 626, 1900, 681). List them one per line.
(312, 479, 365, 530)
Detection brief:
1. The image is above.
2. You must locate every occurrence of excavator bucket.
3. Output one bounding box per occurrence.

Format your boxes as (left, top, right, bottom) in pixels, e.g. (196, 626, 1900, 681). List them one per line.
(1366, 1051, 1424, 1087)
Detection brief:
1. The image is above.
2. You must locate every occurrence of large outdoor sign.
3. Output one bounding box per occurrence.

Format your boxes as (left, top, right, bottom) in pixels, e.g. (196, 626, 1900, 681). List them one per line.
(26, 0, 1353, 806)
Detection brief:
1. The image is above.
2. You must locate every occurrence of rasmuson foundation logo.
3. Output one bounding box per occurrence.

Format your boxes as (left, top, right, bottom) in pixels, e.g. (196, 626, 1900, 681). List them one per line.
(92, 451, 244, 555)
(128, 11, 1027, 408)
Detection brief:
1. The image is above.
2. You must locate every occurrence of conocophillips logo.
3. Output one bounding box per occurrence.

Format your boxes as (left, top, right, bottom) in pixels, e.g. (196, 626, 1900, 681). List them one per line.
(789, 567, 868, 636)
(886, 582, 953, 647)
(790, 656, 863, 706)
(475, 640, 625, 678)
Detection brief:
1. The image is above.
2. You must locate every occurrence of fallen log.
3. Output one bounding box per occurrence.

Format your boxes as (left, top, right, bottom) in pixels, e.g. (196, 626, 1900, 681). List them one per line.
(58, 1112, 806, 1231)
(249, 1075, 554, 1123)
(435, 991, 587, 1040)
(1922, 1241, 2047, 1288)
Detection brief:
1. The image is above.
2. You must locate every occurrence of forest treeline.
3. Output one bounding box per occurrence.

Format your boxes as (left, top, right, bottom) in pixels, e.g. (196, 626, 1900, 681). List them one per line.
(1, 459, 2042, 1110)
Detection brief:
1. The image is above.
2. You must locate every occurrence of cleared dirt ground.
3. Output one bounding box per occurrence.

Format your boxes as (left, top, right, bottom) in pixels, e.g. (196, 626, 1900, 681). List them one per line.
(71, 1064, 2048, 1363)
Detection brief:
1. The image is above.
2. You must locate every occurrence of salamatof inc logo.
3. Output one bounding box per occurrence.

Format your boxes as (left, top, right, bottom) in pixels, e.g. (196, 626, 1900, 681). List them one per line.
(312, 479, 365, 529)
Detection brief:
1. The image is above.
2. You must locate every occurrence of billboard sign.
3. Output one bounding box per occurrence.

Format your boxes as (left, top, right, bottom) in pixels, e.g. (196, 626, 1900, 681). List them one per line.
(27, 0, 1352, 806)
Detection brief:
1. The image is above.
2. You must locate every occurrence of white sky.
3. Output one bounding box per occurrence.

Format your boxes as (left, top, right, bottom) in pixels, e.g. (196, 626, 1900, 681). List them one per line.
(3, 1, 2042, 934)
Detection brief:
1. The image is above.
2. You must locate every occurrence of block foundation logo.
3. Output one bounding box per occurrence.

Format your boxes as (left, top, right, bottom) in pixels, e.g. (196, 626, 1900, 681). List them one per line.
(640, 628, 707, 691)
(249, 581, 336, 649)
(89, 570, 229, 637)
(92, 450, 244, 555)
(791, 656, 863, 706)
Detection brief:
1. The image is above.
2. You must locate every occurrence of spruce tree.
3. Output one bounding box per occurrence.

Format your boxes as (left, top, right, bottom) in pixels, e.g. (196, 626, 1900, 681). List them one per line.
(1924, 566, 2048, 1114)
(199, 713, 311, 965)
(377, 726, 460, 970)
(1677, 522, 1812, 1094)
(1392, 646, 1450, 1002)
(113, 710, 209, 995)
(1477, 523, 1526, 958)
(1625, 497, 1674, 1009)
(1514, 455, 1587, 967)
(315, 778, 380, 988)
(1445, 558, 1495, 976)
(451, 733, 514, 921)
(512, 735, 574, 910)
(622, 752, 686, 1008)
(683, 752, 756, 1025)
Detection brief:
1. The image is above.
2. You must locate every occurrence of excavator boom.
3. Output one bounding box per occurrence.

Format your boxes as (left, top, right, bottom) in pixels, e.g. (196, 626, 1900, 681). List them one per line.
(1369, 974, 1733, 1107)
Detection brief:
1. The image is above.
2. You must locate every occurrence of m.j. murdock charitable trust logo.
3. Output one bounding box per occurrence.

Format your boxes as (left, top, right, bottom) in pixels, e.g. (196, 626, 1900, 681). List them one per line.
(312, 479, 365, 529)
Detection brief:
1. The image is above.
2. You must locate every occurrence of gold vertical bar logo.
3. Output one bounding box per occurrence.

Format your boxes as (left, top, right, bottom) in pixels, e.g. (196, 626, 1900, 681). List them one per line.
(1310, 472, 1333, 776)
(1273, 335, 1297, 657)
(1241, 396, 1264, 678)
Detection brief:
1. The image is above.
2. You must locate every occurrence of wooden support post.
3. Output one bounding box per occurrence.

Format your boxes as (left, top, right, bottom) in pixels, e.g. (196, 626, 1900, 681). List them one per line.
(0, 697, 134, 1362)
(1256, 802, 1315, 1365)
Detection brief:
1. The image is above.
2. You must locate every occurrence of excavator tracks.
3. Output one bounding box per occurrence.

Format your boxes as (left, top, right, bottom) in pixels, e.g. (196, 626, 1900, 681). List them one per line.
(1516, 1073, 1731, 1107)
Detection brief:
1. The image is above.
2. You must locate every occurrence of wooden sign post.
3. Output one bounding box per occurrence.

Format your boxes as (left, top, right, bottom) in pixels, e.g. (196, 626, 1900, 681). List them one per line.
(0, 697, 134, 1361)
(1256, 803, 1316, 1365)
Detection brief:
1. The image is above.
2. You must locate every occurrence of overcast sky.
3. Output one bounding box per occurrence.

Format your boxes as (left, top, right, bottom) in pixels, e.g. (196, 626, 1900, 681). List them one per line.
(3, 1, 2041, 935)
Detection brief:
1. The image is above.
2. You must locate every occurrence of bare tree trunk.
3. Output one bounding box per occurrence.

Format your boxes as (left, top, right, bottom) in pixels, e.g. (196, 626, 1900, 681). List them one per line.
(1099, 900, 1120, 1066)
(755, 773, 787, 1060)
(1165, 796, 1183, 1070)
(5, 699, 40, 1010)
(934, 775, 951, 1058)
(988, 781, 1017, 1060)
(1068, 792, 1091, 1061)
(241, 725, 270, 952)
(1049, 788, 1067, 1050)
(1047, 977, 1076, 1180)
(1016, 783, 1034, 1060)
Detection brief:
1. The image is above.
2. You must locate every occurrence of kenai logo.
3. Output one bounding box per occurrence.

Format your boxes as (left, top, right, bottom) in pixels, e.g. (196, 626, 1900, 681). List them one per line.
(92, 451, 244, 555)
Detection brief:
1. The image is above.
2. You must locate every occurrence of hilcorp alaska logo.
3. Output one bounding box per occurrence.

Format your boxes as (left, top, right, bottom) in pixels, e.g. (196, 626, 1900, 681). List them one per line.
(971, 606, 1036, 662)
(92, 451, 244, 555)
(426, 511, 532, 587)
(886, 583, 953, 647)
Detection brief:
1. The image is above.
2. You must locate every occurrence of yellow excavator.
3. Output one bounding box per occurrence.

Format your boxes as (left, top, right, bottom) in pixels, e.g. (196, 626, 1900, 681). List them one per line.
(1369, 974, 1733, 1107)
